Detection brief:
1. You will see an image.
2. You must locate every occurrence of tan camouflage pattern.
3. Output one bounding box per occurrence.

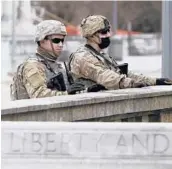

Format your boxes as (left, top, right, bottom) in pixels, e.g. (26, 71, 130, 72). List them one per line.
(69, 46, 156, 90)
(10, 62, 30, 100)
(35, 20, 67, 42)
(128, 71, 156, 86)
(80, 15, 110, 37)
(10, 56, 68, 101)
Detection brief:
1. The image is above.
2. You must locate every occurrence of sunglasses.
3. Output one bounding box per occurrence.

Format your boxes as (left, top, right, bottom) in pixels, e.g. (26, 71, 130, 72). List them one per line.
(50, 38, 65, 44)
(98, 28, 110, 35)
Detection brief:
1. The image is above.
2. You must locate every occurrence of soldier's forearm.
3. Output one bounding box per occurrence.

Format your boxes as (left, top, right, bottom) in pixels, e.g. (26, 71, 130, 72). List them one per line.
(128, 71, 156, 86)
(91, 67, 127, 90)
(27, 86, 67, 98)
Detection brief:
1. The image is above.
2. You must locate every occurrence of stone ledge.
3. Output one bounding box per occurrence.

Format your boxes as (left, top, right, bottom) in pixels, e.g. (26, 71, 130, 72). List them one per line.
(2, 86, 172, 115)
(2, 122, 172, 169)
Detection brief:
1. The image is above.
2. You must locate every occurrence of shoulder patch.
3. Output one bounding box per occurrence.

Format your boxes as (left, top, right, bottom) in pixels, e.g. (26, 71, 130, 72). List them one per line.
(25, 69, 45, 88)
(23, 61, 46, 88)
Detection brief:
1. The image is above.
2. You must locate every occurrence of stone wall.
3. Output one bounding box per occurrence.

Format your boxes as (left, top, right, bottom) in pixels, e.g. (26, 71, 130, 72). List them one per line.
(1, 86, 172, 122)
(2, 122, 172, 169)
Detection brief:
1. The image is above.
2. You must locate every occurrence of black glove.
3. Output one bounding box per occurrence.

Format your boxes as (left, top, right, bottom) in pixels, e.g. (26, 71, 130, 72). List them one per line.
(133, 82, 146, 88)
(156, 78, 172, 85)
(67, 82, 85, 95)
(131, 79, 148, 88)
(87, 84, 106, 92)
(118, 63, 128, 75)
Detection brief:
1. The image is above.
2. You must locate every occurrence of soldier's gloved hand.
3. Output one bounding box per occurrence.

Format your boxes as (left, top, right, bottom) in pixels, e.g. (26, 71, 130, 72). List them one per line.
(156, 78, 172, 85)
(87, 84, 106, 92)
(132, 81, 146, 88)
(67, 82, 85, 95)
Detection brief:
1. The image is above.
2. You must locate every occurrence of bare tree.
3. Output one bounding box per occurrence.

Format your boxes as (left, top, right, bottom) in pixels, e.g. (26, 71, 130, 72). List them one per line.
(31, 1, 161, 32)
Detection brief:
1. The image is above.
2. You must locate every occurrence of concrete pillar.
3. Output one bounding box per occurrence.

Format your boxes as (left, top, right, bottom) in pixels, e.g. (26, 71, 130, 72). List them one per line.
(112, 0, 118, 34)
(162, 1, 172, 79)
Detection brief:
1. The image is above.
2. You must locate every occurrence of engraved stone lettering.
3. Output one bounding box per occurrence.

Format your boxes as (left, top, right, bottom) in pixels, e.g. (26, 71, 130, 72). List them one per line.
(80, 133, 101, 153)
(5, 131, 172, 157)
(132, 134, 149, 154)
(45, 133, 56, 152)
(31, 133, 42, 152)
(153, 134, 169, 154)
(22, 133, 27, 153)
(10, 132, 20, 152)
(61, 133, 71, 155)
(116, 134, 127, 147)
(116, 134, 127, 153)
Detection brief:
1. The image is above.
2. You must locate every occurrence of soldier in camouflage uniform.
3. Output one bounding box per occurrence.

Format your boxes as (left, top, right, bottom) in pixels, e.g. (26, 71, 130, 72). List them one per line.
(68, 15, 172, 91)
(10, 20, 85, 100)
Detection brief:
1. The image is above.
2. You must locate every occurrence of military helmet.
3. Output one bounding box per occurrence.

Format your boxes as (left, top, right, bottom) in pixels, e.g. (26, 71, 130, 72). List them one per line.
(80, 15, 110, 37)
(35, 20, 67, 42)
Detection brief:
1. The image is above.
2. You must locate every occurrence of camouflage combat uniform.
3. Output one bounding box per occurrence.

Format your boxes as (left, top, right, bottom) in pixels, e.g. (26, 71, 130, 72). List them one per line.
(69, 15, 156, 90)
(10, 20, 68, 100)
(69, 45, 156, 90)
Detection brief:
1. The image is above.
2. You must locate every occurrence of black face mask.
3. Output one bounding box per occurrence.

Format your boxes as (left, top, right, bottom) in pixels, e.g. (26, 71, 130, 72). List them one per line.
(98, 37, 110, 49)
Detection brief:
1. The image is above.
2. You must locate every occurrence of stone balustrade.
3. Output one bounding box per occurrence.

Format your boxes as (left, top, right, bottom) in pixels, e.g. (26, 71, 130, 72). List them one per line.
(1, 86, 172, 122)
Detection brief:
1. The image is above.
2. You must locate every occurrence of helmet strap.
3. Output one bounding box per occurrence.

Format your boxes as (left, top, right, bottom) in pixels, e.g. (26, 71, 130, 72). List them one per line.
(87, 34, 102, 52)
(92, 34, 102, 47)
(50, 40, 58, 58)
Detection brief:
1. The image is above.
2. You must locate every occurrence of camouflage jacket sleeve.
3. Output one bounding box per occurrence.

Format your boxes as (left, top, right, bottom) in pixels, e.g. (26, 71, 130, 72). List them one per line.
(70, 51, 135, 90)
(22, 60, 67, 98)
(128, 71, 156, 86)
